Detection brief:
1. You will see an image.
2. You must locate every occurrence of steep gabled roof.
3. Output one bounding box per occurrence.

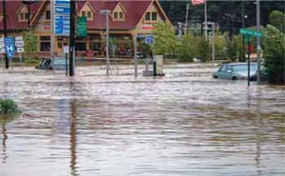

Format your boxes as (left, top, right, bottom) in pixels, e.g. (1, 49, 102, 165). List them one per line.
(80, 0, 153, 30)
(0, 0, 170, 31)
(0, 0, 45, 30)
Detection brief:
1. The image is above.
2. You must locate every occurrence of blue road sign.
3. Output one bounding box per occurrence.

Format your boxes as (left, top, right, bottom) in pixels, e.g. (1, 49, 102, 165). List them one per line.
(55, 6, 70, 15)
(55, 16, 70, 35)
(55, 0, 70, 6)
(145, 35, 154, 44)
(4, 37, 15, 58)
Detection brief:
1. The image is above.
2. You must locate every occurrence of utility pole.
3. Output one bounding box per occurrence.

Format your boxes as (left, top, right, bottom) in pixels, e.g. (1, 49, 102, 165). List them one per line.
(3, 0, 8, 69)
(100, 10, 111, 76)
(242, 0, 245, 62)
(256, 0, 261, 84)
(204, 0, 208, 38)
(69, 0, 76, 76)
(184, 3, 190, 35)
(211, 22, 215, 64)
(50, 0, 55, 61)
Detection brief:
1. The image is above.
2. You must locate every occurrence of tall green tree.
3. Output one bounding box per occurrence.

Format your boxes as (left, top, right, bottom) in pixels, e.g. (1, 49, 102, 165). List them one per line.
(269, 10, 285, 33)
(263, 25, 285, 84)
(23, 29, 37, 60)
(152, 22, 179, 57)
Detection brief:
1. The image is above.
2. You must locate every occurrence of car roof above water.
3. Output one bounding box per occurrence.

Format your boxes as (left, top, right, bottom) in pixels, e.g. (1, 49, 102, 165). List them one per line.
(223, 62, 258, 66)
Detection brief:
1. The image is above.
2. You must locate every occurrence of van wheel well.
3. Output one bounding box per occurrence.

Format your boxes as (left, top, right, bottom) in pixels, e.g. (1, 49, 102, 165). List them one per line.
(232, 77, 237, 80)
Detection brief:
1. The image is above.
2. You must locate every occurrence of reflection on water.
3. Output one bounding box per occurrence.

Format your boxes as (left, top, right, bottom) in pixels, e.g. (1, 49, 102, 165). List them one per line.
(0, 64, 284, 176)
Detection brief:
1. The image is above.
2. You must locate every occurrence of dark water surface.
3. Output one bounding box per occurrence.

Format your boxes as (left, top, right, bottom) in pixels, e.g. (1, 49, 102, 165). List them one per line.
(0, 64, 284, 176)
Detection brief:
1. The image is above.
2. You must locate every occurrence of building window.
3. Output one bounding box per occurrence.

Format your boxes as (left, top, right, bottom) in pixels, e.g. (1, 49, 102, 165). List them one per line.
(81, 10, 92, 20)
(87, 11, 92, 18)
(46, 10, 51, 20)
(40, 36, 51, 52)
(145, 12, 150, 21)
(82, 11, 86, 17)
(114, 12, 118, 19)
(152, 12, 157, 21)
(19, 12, 29, 21)
(119, 12, 124, 19)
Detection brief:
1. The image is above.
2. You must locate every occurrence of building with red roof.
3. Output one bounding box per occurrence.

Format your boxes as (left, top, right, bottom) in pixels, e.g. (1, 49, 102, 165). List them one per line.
(0, 0, 171, 57)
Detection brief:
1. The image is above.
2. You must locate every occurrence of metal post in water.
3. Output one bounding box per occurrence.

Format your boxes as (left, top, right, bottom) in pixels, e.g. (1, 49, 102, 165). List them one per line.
(69, 0, 76, 76)
(247, 38, 251, 87)
(256, 0, 261, 84)
(212, 22, 215, 64)
(3, 0, 9, 69)
(134, 35, 138, 77)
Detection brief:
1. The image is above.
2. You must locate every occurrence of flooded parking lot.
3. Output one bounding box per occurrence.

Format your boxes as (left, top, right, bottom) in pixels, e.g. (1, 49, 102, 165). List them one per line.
(0, 64, 284, 176)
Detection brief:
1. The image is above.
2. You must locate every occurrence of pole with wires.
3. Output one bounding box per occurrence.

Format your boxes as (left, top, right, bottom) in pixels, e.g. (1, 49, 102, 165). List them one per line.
(204, 0, 208, 38)
(69, 0, 76, 76)
(3, 0, 8, 69)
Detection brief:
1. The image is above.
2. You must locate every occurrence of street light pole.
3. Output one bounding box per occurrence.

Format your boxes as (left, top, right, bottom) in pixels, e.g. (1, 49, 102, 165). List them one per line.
(69, 0, 76, 76)
(242, 0, 245, 62)
(100, 10, 111, 76)
(256, 0, 261, 84)
(3, 0, 8, 69)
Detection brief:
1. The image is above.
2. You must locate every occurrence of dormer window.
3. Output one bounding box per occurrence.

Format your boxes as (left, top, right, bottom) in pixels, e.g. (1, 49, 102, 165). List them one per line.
(112, 2, 126, 21)
(18, 5, 30, 22)
(145, 11, 158, 23)
(79, 2, 94, 21)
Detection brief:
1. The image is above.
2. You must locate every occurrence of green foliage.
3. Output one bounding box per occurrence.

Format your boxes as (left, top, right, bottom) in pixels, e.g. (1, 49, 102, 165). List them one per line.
(24, 58, 39, 64)
(152, 22, 179, 57)
(226, 35, 243, 62)
(263, 25, 285, 84)
(269, 10, 285, 33)
(177, 33, 197, 62)
(196, 37, 210, 62)
(0, 99, 20, 114)
(23, 29, 38, 60)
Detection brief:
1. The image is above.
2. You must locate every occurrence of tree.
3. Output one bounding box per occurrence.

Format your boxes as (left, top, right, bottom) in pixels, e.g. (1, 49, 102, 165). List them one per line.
(269, 10, 285, 33)
(263, 25, 285, 84)
(197, 36, 210, 62)
(177, 33, 197, 62)
(23, 29, 37, 60)
(152, 22, 179, 57)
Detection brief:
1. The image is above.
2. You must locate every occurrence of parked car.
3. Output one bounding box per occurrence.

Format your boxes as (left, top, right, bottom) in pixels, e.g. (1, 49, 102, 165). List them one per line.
(137, 52, 147, 59)
(212, 63, 258, 80)
(250, 67, 268, 81)
(35, 57, 68, 70)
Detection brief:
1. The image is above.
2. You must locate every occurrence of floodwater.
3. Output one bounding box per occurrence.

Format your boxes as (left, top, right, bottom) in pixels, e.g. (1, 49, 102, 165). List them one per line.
(0, 64, 284, 176)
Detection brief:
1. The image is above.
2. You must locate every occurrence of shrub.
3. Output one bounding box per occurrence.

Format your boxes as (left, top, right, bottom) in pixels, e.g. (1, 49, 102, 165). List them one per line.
(0, 99, 21, 114)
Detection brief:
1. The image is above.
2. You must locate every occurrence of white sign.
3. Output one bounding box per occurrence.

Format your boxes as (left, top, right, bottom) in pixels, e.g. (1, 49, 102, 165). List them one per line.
(15, 36, 24, 41)
(17, 48, 24, 53)
(15, 36, 25, 53)
(64, 46, 69, 53)
(0, 38, 4, 53)
(15, 41, 25, 48)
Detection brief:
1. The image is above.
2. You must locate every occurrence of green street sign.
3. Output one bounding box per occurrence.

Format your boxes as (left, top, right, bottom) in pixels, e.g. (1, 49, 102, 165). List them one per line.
(239, 28, 262, 37)
(76, 17, 87, 37)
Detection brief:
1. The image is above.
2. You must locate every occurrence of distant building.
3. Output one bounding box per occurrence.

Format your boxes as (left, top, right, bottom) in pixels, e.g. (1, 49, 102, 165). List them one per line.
(0, 0, 171, 57)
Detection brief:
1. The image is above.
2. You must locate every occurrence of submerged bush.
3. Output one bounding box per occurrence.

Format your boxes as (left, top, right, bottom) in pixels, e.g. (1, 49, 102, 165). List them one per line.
(0, 99, 21, 114)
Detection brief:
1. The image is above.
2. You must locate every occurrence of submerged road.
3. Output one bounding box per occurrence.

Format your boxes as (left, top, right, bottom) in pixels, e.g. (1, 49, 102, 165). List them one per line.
(0, 64, 284, 176)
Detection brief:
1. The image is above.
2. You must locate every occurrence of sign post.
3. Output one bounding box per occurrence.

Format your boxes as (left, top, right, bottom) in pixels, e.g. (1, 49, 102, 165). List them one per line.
(15, 36, 25, 68)
(239, 28, 262, 86)
(0, 37, 4, 70)
(64, 45, 69, 76)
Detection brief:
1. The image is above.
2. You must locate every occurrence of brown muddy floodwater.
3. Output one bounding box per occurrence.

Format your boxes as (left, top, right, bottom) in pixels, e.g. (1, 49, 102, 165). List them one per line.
(0, 64, 284, 176)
